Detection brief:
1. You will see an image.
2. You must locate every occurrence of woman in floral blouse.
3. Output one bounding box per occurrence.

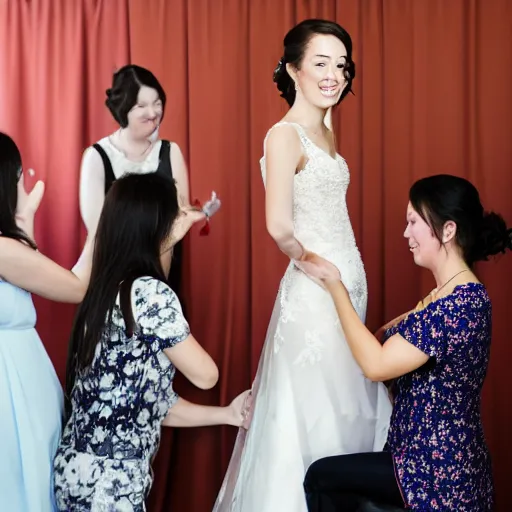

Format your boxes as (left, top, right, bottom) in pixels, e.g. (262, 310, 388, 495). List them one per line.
(54, 173, 250, 511)
(299, 175, 511, 511)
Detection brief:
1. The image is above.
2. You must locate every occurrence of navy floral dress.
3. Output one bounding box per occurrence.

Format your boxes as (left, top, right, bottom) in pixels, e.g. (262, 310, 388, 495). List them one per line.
(54, 277, 190, 511)
(383, 283, 494, 510)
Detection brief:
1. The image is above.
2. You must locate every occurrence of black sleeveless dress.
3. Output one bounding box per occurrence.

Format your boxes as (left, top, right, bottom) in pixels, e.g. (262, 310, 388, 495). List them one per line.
(92, 140, 184, 303)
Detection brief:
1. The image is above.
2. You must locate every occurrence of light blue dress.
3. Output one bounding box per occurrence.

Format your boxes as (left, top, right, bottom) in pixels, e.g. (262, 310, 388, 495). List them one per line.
(0, 278, 63, 511)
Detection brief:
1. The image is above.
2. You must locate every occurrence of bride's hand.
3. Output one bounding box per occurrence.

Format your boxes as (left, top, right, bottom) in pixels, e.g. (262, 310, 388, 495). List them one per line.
(297, 251, 341, 285)
(227, 390, 253, 429)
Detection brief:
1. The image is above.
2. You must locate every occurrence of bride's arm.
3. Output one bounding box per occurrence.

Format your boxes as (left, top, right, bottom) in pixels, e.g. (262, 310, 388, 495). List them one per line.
(265, 124, 305, 260)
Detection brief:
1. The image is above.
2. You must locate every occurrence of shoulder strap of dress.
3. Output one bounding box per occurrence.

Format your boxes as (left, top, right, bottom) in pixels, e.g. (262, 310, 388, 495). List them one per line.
(92, 143, 115, 194)
(263, 122, 309, 155)
(158, 140, 173, 179)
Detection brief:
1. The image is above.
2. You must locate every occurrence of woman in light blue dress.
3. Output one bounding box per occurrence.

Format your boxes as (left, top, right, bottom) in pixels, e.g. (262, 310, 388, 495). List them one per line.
(0, 132, 92, 512)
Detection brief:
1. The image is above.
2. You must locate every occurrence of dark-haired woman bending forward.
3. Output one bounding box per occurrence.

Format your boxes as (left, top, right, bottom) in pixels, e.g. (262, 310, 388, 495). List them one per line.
(54, 174, 249, 511)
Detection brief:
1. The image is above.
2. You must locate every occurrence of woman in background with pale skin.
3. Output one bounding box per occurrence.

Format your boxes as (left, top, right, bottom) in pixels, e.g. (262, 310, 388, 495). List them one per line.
(0, 132, 92, 512)
(78, 65, 190, 293)
(214, 19, 391, 512)
(80, 65, 190, 234)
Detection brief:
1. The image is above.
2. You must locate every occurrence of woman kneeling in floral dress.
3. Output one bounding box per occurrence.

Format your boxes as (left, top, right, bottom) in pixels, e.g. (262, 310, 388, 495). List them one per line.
(301, 175, 511, 511)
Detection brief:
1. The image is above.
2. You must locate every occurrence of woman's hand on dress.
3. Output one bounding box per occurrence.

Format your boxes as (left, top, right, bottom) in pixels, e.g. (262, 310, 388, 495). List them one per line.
(15, 170, 45, 227)
(170, 206, 206, 245)
(227, 390, 253, 429)
(296, 251, 341, 286)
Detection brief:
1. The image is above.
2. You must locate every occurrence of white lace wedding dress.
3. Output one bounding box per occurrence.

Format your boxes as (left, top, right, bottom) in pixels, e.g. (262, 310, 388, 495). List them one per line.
(213, 122, 392, 512)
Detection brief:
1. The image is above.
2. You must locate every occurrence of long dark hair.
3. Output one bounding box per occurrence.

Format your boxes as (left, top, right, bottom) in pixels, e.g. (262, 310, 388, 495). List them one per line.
(410, 174, 512, 266)
(106, 65, 167, 128)
(65, 172, 180, 417)
(0, 132, 37, 249)
(273, 19, 356, 107)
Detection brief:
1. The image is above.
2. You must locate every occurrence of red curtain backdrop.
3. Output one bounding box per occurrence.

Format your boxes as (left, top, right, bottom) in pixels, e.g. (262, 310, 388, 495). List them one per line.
(1, 1, 511, 510)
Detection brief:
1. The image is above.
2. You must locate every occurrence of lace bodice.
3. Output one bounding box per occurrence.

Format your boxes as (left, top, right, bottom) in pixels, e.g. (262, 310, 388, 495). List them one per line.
(260, 123, 356, 257)
(260, 122, 367, 322)
(260, 122, 357, 260)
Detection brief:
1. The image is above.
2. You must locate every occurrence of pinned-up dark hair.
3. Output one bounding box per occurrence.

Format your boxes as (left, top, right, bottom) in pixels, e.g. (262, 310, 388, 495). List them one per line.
(410, 174, 512, 266)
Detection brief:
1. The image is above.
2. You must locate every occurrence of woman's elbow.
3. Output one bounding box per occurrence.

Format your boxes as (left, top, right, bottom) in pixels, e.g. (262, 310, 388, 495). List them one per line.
(365, 374, 385, 383)
(194, 364, 219, 390)
(67, 283, 87, 304)
(266, 220, 292, 244)
(362, 366, 387, 383)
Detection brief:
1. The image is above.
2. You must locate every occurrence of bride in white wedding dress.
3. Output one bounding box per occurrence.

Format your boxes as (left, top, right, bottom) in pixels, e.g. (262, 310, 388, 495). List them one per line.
(213, 19, 392, 512)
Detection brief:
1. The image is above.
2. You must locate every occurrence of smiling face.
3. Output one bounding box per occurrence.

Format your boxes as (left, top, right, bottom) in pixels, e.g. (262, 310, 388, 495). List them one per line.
(126, 86, 163, 139)
(404, 202, 445, 269)
(290, 34, 348, 109)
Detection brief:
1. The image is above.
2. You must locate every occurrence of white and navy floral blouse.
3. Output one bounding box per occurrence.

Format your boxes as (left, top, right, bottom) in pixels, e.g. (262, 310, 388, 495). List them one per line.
(384, 283, 494, 510)
(54, 277, 189, 511)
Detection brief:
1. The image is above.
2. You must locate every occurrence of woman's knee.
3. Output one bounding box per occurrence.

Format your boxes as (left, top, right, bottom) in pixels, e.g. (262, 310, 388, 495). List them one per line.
(304, 455, 343, 493)
(304, 459, 322, 492)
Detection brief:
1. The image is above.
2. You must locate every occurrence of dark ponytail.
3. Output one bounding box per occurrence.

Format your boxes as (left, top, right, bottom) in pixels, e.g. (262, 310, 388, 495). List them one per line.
(472, 212, 512, 263)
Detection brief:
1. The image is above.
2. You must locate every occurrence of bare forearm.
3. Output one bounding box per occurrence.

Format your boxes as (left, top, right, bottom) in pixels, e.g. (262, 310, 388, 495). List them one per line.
(162, 397, 234, 428)
(72, 235, 94, 283)
(327, 281, 383, 376)
(272, 232, 304, 260)
(15, 215, 35, 243)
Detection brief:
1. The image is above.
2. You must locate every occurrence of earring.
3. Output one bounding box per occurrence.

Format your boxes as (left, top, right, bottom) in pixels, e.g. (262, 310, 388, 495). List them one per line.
(294, 82, 299, 91)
